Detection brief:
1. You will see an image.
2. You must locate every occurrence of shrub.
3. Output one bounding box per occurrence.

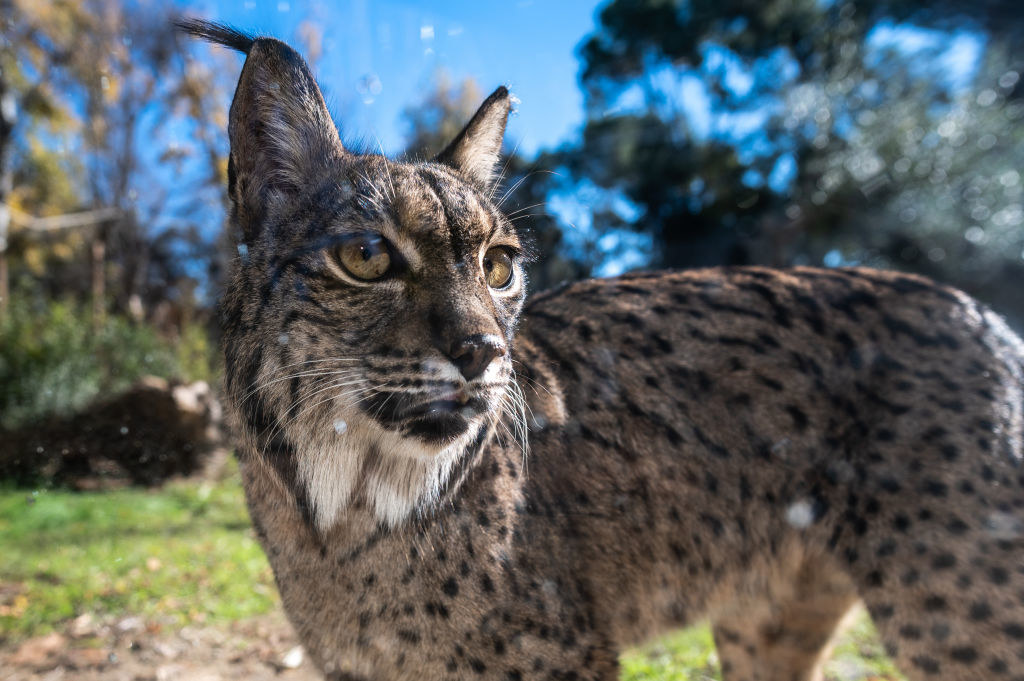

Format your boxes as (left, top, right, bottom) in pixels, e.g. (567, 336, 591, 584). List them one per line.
(0, 294, 214, 430)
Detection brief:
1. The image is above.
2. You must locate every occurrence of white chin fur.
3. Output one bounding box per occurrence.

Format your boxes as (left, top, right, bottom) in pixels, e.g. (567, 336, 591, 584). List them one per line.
(297, 410, 484, 532)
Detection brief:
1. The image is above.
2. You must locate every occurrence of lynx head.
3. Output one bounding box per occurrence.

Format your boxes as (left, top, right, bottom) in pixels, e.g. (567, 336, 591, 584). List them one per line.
(180, 21, 528, 529)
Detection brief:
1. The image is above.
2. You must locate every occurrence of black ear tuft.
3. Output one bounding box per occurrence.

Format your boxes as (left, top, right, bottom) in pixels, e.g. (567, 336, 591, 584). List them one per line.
(435, 86, 512, 191)
(175, 18, 255, 54)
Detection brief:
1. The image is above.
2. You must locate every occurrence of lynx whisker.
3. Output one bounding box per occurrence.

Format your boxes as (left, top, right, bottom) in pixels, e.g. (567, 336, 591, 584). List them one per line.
(497, 170, 559, 208)
(276, 356, 363, 369)
(249, 380, 387, 488)
(492, 395, 520, 454)
(510, 360, 555, 398)
(254, 378, 379, 451)
(355, 169, 388, 205)
(495, 176, 534, 209)
(496, 380, 530, 474)
(504, 201, 548, 217)
(370, 387, 400, 424)
(240, 368, 363, 406)
(507, 377, 531, 472)
(292, 384, 385, 430)
(253, 382, 389, 477)
(507, 212, 550, 224)
(356, 192, 384, 213)
(374, 137, 398, 201)
(487, 137, 522, 204)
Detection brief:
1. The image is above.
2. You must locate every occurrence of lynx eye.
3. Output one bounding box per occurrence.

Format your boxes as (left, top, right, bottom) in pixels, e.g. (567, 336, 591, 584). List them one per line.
(336, 234, 392, 281)
(483, 247, 514, 289)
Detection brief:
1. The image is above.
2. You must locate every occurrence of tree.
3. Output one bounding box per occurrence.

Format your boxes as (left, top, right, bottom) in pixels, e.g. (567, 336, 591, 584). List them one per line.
(2, 0, 233, 326)
(560, 0, 1024, 327)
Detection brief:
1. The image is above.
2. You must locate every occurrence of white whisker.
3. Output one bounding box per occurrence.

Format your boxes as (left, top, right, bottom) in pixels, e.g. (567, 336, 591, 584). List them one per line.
(374, 137, 398, 201)
(240, 368, 362, 406)
(487, 138, 523, 204)
(505, 201, 548, 217)
(496, 176, 532, 209)
(254, 378, 379, 455)
(497, 169, 560, 208)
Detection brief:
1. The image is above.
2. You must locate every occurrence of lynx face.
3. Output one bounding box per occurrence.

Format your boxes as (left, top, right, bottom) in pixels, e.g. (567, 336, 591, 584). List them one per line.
(261, 158, 526, 450)
(195, 23, 528, 527)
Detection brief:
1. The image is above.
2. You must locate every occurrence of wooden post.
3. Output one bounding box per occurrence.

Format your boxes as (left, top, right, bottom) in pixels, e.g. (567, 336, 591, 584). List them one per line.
(0, 205, 9, 317)
(91, 229, 106, 328)
(0, 232, 8, 316)
(0, 55, 15, 318)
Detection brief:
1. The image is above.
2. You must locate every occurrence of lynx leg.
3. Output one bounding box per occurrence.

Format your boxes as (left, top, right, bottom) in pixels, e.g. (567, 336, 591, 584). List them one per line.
(842, 501, 1024, 680)
(712, 560, 858, 681)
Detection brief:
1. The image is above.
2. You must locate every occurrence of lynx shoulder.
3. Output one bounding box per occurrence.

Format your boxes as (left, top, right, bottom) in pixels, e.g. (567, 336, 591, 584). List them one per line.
(182, 19, 1024, 681)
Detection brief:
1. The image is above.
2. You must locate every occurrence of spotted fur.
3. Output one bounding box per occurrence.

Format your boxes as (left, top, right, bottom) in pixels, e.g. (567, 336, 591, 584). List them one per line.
(183, 21, 1024, 681)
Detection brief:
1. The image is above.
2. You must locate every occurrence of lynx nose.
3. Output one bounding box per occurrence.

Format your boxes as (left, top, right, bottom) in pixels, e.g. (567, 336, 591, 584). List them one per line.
(449, 334, 506, 381)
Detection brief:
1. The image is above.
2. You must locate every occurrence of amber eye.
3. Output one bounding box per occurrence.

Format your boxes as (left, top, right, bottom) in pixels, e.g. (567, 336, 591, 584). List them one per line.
(483, 247, 514, 289)
(336, 234, 392, 281)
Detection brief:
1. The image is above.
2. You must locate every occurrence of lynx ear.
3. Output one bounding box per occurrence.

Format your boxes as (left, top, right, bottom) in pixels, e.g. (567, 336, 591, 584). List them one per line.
(179, 20, 345, 234)
(229, 38, 345, 230)
(435, 86, 512, 190)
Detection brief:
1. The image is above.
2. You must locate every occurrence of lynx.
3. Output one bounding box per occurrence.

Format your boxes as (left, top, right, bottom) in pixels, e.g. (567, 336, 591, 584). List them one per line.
(181, 20, 1024, 681)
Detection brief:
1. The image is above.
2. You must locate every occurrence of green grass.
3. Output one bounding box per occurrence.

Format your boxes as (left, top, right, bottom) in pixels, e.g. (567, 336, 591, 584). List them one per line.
(0, 462, 276, 641)
(0, 470, 904, 680)
(621, 613, 906, 681)
(621, 625, 719, 681)
(825, 612, 906, 680)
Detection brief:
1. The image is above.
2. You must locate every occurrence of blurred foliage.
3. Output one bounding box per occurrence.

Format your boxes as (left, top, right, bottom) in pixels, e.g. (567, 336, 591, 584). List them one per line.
(0, 291, 214, 430)
(620, 624, 719, 681)
(1, 0, 232, 432)
(547, 0, 1024, 328)
(174, 319, 216, 387)
(1, 0, 234, 318)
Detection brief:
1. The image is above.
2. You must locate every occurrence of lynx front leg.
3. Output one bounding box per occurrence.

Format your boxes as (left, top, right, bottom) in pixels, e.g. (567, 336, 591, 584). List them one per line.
(712, 562, 858, 681)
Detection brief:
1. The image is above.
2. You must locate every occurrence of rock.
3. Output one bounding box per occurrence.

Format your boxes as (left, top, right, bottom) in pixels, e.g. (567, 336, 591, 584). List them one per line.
(280, 646, 304, 669)
(9, 632, 66, 669)
(116, 616, 144, 633)
(62, 647, 110, 669)
(67, 613, 96, 638)
(151, 641, 180, 659)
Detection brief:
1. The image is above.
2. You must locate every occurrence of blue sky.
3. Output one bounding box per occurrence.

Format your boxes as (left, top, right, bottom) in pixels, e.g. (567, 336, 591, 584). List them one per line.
(175, 0, 603, 156)
(170, 0, 986, 168)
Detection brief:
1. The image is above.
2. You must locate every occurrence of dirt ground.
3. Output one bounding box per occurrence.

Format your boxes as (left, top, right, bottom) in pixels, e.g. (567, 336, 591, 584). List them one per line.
(0, 609, 322, 681)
